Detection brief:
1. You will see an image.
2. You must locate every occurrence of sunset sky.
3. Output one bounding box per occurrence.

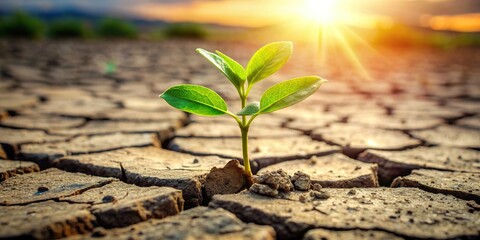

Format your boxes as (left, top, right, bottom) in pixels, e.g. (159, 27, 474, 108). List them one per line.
(2, 0, 480, 32)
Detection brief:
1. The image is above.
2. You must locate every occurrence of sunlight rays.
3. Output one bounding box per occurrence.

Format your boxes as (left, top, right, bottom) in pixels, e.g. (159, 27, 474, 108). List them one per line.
(332, 26, 372, 80)
(299, 0, 378, 81)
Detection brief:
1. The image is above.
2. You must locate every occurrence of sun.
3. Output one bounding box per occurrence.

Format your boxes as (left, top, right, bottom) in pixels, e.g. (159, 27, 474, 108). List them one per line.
(296, 0, 373, 81)
(303, 0, 339, 24)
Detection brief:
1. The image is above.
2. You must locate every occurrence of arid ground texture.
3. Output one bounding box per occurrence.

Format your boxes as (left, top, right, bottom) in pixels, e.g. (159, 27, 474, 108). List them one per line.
(0, 40, 479, 239)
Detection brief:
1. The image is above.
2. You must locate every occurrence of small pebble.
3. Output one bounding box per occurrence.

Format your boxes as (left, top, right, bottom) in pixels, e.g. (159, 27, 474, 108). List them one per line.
(102, 195, 116, 203)
(91, 228, 107, 237)
(311, 183, 323, 191)
(37, 186, 49, 192)
(311, 190, 330, 200)
(348, 189, 357, 195)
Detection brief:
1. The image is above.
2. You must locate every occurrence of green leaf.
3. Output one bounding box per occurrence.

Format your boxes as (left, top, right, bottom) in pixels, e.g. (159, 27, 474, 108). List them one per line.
(246, 41, 292, 87)
(237, 102, 260, 116)
(160, 84, 228, 116)
(196, 48, 243, 90)
(216, 50, 246, 82)
(259, 76, 326, 114)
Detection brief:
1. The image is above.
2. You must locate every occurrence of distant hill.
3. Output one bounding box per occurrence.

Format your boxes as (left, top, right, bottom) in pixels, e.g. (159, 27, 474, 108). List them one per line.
(0, 7, 250, 31)
(0, 8, 168, 29)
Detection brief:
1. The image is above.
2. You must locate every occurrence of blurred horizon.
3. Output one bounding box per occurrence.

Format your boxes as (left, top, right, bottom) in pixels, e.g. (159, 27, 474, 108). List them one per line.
(1, 0, 480, 32)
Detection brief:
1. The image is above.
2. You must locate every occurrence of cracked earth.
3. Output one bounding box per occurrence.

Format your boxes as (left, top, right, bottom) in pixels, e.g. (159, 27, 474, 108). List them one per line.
(0, 40, 479, 239)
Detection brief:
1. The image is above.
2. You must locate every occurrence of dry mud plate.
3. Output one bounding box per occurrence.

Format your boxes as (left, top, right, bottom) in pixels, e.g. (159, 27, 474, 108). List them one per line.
(54, 147, 231, 208)
(392, 169, 480, 203)
(210, 188, 480, 239)
(65, 207, 276, 240)
(358, 147, 480, 184)
(0, 169, 183, 239)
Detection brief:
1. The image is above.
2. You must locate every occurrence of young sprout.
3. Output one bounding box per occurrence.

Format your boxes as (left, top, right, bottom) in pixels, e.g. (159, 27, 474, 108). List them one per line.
(104, 61, 116, 75)
(160, 41, 326, 178)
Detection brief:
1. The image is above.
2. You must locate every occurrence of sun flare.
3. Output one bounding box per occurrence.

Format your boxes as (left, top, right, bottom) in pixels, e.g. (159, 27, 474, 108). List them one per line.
(297, 0, 374, 81)
(303, 0, 339, 24)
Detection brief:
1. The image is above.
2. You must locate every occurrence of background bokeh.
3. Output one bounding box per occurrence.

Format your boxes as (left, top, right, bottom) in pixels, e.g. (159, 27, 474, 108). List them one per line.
(1, 0, 479, 49)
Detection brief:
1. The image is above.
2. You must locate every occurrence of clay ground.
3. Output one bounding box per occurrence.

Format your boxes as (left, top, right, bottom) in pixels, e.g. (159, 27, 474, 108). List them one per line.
(0, 40, 479, 239)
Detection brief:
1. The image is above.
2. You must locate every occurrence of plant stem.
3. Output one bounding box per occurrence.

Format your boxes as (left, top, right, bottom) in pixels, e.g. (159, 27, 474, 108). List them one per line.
(239, 90, 252, 178)
(241, 126, 252, 178)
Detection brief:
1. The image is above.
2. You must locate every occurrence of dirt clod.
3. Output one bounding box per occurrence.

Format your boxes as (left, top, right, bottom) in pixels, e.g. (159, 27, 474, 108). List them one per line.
(299, 194, 309, 203)
(250, 169, 327, 199)
(291, 171, 311, 191)
(254, 169, 293, 192)
(250, 183, 279, 197)
(203, 160, 249, 202)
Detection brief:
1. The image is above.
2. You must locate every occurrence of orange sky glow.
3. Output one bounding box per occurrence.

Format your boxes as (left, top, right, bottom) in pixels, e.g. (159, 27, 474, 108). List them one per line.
(134, 0, 301, 28)
(133, 0, 479, 82)
(425, 13, 480, 32)
(133, 0, 480, 32)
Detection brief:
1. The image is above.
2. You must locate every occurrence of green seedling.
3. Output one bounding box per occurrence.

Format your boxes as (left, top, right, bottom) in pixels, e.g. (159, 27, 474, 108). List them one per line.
(159, 41, 326, 178)
(104, 61, 116, 75)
